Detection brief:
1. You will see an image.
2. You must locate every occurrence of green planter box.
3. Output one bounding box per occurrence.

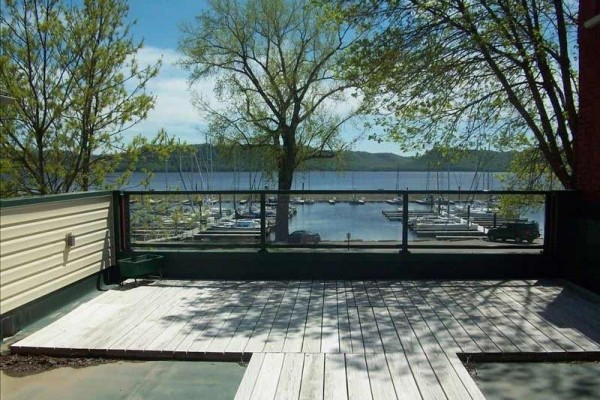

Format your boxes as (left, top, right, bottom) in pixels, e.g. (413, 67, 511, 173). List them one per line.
(118, 254, 163, 280)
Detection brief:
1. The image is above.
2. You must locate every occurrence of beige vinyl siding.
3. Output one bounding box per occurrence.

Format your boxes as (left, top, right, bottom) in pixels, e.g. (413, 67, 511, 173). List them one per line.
(0, 195, 115, 314)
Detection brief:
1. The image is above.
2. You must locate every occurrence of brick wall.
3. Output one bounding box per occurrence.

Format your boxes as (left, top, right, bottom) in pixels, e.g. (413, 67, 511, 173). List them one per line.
(577, 1, 600, 201)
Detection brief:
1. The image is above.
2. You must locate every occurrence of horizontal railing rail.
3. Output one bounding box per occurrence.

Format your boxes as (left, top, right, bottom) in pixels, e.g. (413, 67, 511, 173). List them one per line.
(122, 189, 561, 195)
(119, 189, 562, 254)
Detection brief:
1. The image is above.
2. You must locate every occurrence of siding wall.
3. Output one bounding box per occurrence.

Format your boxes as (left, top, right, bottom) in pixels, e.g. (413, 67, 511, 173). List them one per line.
(0, 194, 115, 314)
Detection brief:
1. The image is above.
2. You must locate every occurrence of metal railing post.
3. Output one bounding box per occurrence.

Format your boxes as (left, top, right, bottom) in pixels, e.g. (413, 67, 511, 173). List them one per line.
(401, 192, 410, 254)
(218, 193, 222, 217)
(112, 191, 122, 254)
(123, 193, 131, 252)
(543, 192, 554, 255)
(259, 192, 267, 253)
(467, 204, 471, 226)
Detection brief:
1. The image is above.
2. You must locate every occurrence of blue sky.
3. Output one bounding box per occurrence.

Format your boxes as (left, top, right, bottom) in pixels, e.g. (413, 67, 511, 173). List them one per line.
(124, 0, 400, 155)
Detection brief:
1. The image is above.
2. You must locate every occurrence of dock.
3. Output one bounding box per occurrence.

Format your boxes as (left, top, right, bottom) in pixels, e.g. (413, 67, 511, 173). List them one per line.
(381, 210, 437, 221)
(194, 227, 266, 242)
(382, 206, 533, 242)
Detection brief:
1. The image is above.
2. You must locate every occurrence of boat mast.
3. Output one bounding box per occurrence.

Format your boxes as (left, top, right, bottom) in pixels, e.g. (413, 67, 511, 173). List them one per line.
(165, 133, 169, 190)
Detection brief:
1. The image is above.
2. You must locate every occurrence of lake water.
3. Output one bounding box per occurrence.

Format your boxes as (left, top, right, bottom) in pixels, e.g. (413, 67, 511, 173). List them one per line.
(110, 170, 503, 191)
(287, 201, 428, 241)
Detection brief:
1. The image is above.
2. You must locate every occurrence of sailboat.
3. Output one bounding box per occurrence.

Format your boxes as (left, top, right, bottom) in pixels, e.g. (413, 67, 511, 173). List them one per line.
(348, 172, 365, 205)
(386, 165, 402, 204)
(304, 172, 315, 204)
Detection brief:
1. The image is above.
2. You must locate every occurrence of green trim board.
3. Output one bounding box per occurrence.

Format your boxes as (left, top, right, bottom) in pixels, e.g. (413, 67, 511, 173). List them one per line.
(0, 190, 114, 208)
(127, 250, 560, 280)
(0, 268, 117, 341)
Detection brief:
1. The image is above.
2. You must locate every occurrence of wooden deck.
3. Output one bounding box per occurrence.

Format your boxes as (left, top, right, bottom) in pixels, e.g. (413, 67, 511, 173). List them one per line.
(11, 280, 600, 399)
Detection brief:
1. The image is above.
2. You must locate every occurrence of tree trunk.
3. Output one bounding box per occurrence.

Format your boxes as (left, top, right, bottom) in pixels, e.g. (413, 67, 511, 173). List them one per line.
(275, 155, 294, 242)
(36, 131, 46, 195)
(80, 128, 92, 191)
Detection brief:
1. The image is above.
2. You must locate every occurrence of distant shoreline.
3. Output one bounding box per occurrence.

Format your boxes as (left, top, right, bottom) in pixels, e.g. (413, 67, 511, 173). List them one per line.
(116, 168, 510, 173)
(119, 146, 516, 173)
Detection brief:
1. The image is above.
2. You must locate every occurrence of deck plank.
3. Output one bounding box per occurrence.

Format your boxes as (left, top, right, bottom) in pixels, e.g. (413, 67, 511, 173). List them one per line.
(144, 287, 205, 352)
(249, 353, 285, 400)
(299, 353, 325, 400)
(372, 307, 403, 353)
(366, 353, 398, 400)
(234, 353, 265, 400)
(445, 285, 551, 352)
(321, 303, 340, 353)
(263, 284, 299, 352)
(429, 284, 519, 353)
(338, 304, 353, 353)
(324, 353, 348, 400)
(108, 287, 189, 352)
(244, 303, 280, 353)
(186, 307, 236, 353)
(463, 285, 563, 352)
(302, 303, 323, 353)
(358, 306, 385, 353)
(282, 301, 309, 353)
(386, 352, 423, 400)
(206, 306, 251, 353)
(394, 284, 499, 354)
(387, 307, 447, 400)
(400, 300, 471, 400)
(411, 282, 512, 353)
(497, 285, 600, 349)
(347, 307, 365, 353)
(352, 281, 370, 307)
(274, 353, 305, 400)
(346, 353, 373, 400)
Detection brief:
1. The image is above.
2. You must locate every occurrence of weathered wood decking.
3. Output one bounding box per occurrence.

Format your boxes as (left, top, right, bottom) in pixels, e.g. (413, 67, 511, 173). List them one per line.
(11, 280, 600, 399)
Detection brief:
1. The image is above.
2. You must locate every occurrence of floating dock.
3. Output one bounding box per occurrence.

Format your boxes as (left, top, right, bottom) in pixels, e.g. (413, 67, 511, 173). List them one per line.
(381, 210, 437, 221)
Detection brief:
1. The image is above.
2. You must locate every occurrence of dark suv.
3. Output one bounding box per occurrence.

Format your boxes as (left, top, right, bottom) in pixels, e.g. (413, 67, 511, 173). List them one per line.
(288, 230, 321, 245)
(487, 222, 540, 243)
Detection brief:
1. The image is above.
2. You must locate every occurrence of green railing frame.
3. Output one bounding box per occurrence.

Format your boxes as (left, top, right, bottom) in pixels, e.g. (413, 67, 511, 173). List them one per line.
(121, 189, 564, 254)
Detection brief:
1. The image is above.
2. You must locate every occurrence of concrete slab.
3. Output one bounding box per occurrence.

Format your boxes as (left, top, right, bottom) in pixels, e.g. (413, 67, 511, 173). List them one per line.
(1, 360, 246, 400)
(473, 362, 600, 400)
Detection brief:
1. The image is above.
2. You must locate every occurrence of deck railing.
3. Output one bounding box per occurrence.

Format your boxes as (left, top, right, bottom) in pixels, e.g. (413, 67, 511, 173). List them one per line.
(119, 189, 559, 254)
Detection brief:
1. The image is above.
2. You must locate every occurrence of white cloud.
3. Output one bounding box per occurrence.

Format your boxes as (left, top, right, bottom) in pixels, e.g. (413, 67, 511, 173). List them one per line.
(127, 46, 209, 142)
(127, 46, 401, 154)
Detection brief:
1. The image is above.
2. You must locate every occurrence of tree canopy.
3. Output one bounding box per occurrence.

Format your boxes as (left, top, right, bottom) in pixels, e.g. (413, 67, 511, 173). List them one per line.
(0, 0, 161, 196)
(180, 0, 363, 239)
(335, 0, 578, 189)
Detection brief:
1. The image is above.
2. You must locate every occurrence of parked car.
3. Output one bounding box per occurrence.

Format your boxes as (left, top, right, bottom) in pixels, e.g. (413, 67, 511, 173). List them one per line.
(487, 222, 540, 243)
(288, 230, 321, 245)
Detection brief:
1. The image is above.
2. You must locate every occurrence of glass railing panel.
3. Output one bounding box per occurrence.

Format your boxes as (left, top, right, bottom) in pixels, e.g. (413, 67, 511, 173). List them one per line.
(125, 190, 547, 251)
(129, 192, 262, 247)
(405, 192, 545, 250)
(269, 191, 404, 248)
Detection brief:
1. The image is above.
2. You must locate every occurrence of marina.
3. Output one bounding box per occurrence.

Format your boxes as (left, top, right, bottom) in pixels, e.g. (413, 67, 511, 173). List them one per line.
(128, 192, 543, 247)
(121, 169, 544, 247)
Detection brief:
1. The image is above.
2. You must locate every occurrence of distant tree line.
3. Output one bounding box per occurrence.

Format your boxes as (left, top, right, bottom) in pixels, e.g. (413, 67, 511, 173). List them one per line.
(117, 144, 516, 172)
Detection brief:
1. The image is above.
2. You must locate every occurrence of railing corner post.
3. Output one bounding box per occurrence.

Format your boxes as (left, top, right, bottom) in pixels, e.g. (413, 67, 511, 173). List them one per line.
(401, 191, 410, 254)
(259, 192, 268, 253)
(123, 192, 131, 253)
